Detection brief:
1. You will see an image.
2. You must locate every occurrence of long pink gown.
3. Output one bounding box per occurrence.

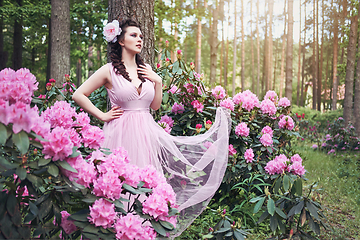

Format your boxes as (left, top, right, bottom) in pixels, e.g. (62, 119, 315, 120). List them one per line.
(102, 63, 231, 236)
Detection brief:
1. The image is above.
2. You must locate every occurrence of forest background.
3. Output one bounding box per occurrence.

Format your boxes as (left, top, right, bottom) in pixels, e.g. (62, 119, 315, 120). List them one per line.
(1, 0, 360, 132)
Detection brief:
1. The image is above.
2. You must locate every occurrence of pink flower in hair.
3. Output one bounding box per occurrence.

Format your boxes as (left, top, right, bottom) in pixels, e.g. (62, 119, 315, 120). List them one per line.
(103, 20, 122, 43)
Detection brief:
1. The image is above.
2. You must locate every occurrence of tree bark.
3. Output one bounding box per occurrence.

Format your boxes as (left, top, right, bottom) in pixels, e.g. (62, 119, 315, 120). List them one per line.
(12, 0, 23, 70)
(267, 0, 274, 91)
(195, 0, 202, 73)
(279, 0, 287, 98)
(343, 12, 358, 125)
(50, 0, 70, 87)
(240, 0, 245, 91)
(209, 0, 219, 87)
(354, 20, 360, 136)
(296, 0, 301, 106)
(300, 0, 306, 106)
(109, 0, 155, 67)
(232, 0, 237, 96)
(285, 0, 293, 102)
(256, 0, 260, 96)
(250, 0, 255, 93)
(312, 0, 317, 110)
(332, 0, 338, 110)
(316, 0, 321, 111)
(46, 14, 51, 83)
(219, 0, 224, 85)
(318, 0, 324, 110)
(224, 0, 230, 89)
(0, 0, 8, 70)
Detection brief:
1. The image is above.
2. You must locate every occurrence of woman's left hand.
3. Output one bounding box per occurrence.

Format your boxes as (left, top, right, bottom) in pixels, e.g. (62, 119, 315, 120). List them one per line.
(137, 65, 162, 85)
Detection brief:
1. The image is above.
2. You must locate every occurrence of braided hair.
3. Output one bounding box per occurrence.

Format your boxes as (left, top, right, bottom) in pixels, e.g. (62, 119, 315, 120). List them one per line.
(109, 19, 146, 83)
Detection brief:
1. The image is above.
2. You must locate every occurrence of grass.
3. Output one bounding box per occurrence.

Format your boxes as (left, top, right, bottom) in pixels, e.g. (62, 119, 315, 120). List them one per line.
(292, 140, 360, 240)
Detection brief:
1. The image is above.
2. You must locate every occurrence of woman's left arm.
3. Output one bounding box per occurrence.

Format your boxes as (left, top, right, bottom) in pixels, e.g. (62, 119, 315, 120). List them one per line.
(138, 64, 163, 110)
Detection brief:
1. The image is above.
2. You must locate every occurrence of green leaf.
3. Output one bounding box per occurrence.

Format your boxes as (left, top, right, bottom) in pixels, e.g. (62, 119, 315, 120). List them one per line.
(12, 131, 30, 154)
(0, 123, 9, 145)
(0, 158, 18, 170)
(234, 230, 245, 240)
(249, 196, 264, 203)
(283, 175, 290, 192)
(16, 167, 27, 180)
(308, 215, 321, 234)
(270, 215, 278, 232)
(38, 158, 51, 167)
(28, 201, 38, 216)
(275, 207, 286, 219)
(216, 227, 231, 233)
(294, 178, 303, 196)
(6, 193, 17, 216)
(69, 149, 80, 158)
(47, 163, 59, 177)
(253, 197, 265, 214)
(83, 224, 99, 234)
(267, 198, 275, 216)
(274, 177, 281, 194)
(159, 220, 174, 230)
(57, 160, 78, 173)
(162, 92, 169, 104)
(26, 174, 43, 188)
(122, 183, 142, 195)
(151, 220, 167, 236)
(68, 209, 90, 222)
(306, 201, 320, 221)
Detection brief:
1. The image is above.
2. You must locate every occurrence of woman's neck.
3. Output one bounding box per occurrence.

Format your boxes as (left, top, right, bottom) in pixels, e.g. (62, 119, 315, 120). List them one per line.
(121, 49, 137, 69)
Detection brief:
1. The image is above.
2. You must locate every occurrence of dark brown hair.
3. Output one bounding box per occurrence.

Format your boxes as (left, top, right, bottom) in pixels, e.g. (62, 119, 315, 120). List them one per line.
(109, 19, 146, 83)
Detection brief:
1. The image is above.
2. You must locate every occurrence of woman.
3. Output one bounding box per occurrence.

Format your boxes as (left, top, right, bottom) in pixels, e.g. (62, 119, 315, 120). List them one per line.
(73, 19, 231, 236)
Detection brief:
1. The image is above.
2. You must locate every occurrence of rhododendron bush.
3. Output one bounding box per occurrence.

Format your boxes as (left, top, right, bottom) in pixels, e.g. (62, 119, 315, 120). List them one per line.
(154, 46, 327, 239)
(0, 68, 178, 240)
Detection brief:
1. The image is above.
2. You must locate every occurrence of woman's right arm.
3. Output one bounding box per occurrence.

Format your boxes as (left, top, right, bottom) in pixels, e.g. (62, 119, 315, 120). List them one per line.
(72, 64, 123, 122)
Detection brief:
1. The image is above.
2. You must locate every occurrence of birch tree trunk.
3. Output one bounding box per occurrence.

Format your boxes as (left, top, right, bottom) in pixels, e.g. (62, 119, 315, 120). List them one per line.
(50, 0, 70, 87)
(343, 12, 358, 125)
(109, 0, 155, 67)
(285, 0, 293, 102)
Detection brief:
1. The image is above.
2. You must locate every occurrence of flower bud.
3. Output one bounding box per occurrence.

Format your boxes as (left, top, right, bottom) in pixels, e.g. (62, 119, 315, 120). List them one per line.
(190, 62, 195, 70)
(176, 49, 182, 60)
(65, 74, 70, 82)
(196, 124, 202, 134)
(157, 63, 161, 68)
(205, 120, 212, 130)
(165, 40, 169, 47)
(46, 82, 53, 91)
(209, 227, 214, 232)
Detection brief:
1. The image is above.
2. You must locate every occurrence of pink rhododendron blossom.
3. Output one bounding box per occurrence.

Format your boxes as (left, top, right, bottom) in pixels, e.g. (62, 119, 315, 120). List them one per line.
(158, 121, 171, 134)
(141, 165, 166, 189)
(260, 133, 273, 147)
(191, 100, 204, 113)
(103, 20, 121, 43)
(261, 126, 273, 137)
(168, 85, 178, 94)
(75, 112, 90, 127)
(6, 101, 38, 133)
(312, 144, 318, 149)
(264, 90, 278, 103)
(278, 97, 291, 107)
(80, 125, 104, 149)
(211, 85, 226, 100)
(31, 115, 51, 138)
(153, 183, 177, 206)
(60, 155, 82, 181)
(171, 102, 184, 114)
(93, 172, 123, 200)
(89, 198, 117, 229)
(42, 127, 74, 161)
(115, 214, 156, 240)
(244, 148, 254, 163)
(235, 122, 249, 137)
(288, 161, 305, 176)
(142, 193, 169, 218)
(228, 144, 237, 156)
(53, 211, 77, 235)
(233, 90, 260, 111)
(278, 115, 295, 130)
(290, 154, 302, 163)
(203, 141, 213, 149)
(0, 100, 10, 125)
(159, 115, 174, 128)
(42, 101, 77, 129)
(220, 98, 234, 111)
(68, 128, 82, 147)
(260, 99, 277, 115)
(76, 160, 97, 188)
(264, 154, 289, 175)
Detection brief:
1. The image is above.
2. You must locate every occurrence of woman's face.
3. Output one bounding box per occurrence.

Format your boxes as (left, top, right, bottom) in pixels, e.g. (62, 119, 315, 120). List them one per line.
(119, 26, 143, 54)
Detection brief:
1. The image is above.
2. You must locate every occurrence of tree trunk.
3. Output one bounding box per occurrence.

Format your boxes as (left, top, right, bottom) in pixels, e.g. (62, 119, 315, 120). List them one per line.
(0, 0, 8, 70)
(343, 12, 358, 125)
(210, 0, 219, 87)
(318, 0, 324, 110)
(109, 0, 155, 67)
(76, 58, 82, 87)
(12, 0, 23, 70)
(88, 25, 94, 77)
(232, 0, 237, 96)
(267, 0, 274, 91)
(296, 0, 301, 106)
(46, 14, 51, 83)
(300, 0, 306, 106)
(256, 0, 260, 96)
(324, 45, 330, 109)
(250, 0, 255, 93)
(285, 0, 293, 102)
(332, 0, 338, 110)
(195, 0, 202, 73)
(219, 0, 224, 85)
(279, 0, 287, 98)
(354, 21, 360, 136)
(316, 0, 321, 111)
(224, 0, 230, 89)
(50, 0, 70, 87)
(263, 0, 268, 93)
(240, 0, 245, 91)
(312, 0, 317, 110)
